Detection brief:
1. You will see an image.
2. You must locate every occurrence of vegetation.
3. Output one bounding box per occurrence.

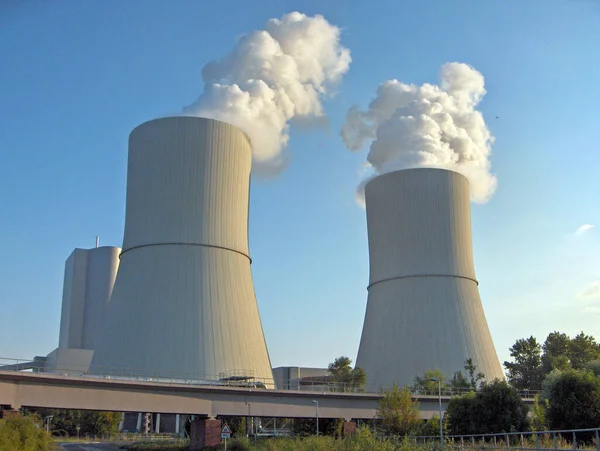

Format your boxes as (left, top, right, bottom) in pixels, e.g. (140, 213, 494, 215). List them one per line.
(121, 442, 188, 450)
(0, 414, 54, 451)
(544, 369, 600, 431)
(464, 358, 486, 390)
(413, 359, 485, 393)
(413, 369, 447, 392)
(529, 395, 548, 431)
(328, 356, 366, 392)
(27, 408, 121, 437)
(446, 380, 529, 435)
(504, 331, 600, 390)
(377, 384, 422, 436)
(238, 427, 438, 451)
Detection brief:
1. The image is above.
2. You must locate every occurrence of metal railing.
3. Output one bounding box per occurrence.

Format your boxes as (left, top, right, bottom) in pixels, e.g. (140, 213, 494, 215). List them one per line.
(0, 356, 541, 398)
(409, 428, 600, 451)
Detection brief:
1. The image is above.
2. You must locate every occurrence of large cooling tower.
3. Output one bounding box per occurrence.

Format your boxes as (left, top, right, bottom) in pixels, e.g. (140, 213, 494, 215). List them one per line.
(356, 168, 503, 390)
(91, 117, 273, 384)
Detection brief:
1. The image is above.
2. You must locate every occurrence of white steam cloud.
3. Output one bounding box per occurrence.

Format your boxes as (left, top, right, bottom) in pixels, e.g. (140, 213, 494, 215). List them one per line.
(342, 62, 496, 204)
(183, 12, 351, 175)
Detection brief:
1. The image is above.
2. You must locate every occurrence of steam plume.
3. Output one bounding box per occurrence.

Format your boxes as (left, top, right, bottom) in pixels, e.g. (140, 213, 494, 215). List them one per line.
(183, 12, 351, 174)
(342, 62, 496, 204)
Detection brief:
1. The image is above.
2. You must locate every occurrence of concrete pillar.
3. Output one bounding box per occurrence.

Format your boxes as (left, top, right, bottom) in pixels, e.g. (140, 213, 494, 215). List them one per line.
(118, 413, 125, 432)
(155, 413, 161, 433)
(343, 421, 357, 437)
(136, 413, 142, 432)
(175, 414, 180, 434)
(190, 418, 222, 450)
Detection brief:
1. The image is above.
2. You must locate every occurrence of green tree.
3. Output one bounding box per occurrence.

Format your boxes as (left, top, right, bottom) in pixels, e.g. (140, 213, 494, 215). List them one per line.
(541, 331, 571, 373)
(420, 414, 443, 438)
(464, 358, 485, 390)
(0, 414, 54, 451)
(446, 381, 529, 435)
(446, 392, 476, 435)
(569, 332, 600, 369)
(413, 369, 448, 393)
(450, 371, 470, 390)
(328, 356, 367, 392)
(30, 409, 120, 437)
(585, 359, 600, 376)
(474, 380, 529, 433)
(377, 384, 422, 436)
(545, 369, 600, 430)
(504, 336, 544, 390)
(530, 395, 548, 431)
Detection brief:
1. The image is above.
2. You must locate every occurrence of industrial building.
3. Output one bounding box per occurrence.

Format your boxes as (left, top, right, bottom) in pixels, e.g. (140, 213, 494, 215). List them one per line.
(272, 366, 331, 391)
(45, 244, 120, 373)
(356, 168, 504, 390)
(90, 117, 274, 385)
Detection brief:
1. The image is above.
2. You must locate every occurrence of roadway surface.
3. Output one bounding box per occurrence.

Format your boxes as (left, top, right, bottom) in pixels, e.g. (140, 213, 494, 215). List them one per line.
(58, 443, 121, 451)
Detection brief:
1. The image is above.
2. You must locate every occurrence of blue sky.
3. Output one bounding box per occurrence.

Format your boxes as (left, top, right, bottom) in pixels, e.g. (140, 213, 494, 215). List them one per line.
(1, 0, 599, 372)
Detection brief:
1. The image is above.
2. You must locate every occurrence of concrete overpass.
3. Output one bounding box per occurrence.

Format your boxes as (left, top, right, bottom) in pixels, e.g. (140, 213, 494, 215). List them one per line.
(0, 371, 449, 420)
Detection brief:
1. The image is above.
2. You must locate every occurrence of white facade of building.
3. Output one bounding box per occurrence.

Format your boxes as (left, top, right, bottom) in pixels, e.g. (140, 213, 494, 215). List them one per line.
(356, 168, 504, 390)
(91, 117, 273, 384)
(58, 246, 120, 351)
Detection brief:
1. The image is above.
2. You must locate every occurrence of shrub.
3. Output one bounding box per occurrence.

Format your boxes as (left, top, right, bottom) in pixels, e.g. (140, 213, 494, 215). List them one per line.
(0, 414, 54, 451)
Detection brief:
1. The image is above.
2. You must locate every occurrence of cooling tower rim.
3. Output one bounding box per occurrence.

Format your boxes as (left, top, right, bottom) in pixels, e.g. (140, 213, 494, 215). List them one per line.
(365, 167, 468, 192)
(130, 116, 252, 148)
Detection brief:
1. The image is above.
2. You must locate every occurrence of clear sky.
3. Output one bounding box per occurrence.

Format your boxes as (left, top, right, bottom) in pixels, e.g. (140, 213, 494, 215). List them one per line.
(1, 0, 599, 372)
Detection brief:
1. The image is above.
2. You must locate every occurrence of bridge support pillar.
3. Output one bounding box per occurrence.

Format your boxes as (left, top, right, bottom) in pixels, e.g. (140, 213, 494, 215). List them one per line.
(190, 417, 222, 450)
(343, 421, 357, 437)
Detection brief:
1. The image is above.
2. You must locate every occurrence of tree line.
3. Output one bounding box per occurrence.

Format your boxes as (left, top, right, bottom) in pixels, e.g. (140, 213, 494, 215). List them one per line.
(326, 330, 600, 437)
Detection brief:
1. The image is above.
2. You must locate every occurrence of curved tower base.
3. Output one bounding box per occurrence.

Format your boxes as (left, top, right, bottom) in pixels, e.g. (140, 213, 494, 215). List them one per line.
(357, 277, 503, 390)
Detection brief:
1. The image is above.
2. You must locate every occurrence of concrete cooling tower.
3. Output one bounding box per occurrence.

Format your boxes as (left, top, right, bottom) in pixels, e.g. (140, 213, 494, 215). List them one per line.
(356, 168, 503, 390)
(91, 116, 273, 385)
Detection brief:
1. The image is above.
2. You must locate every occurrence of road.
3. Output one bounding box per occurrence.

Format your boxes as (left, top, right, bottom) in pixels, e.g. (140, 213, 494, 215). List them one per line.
(58, 443, 122, 451)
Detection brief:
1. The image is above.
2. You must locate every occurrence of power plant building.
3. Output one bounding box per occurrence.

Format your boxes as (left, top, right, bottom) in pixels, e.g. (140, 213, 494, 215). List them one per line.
(356, 168, 503, 389)
(91, 117, 273, 385)
(46, 245, 120, 372)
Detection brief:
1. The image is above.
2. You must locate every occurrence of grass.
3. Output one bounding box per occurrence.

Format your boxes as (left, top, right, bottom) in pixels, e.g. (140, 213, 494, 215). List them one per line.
(114, 429, 600, 451)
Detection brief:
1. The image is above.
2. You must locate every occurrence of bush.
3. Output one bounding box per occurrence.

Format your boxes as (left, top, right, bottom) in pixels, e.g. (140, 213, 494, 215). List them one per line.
(546, 369, 600, 431)
(229, 437, 251, 451)
(446, 380, 529, 434)
(0, 414, 54, 451)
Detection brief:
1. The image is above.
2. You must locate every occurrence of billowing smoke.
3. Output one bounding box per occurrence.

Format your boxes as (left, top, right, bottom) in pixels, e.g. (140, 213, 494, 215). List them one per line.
(342, 62, 496, 204)
(183, 12, 351, 175)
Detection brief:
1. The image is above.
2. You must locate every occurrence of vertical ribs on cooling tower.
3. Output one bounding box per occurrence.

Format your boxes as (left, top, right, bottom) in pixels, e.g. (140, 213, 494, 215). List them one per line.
(91, 117, 273, 385)
(356, 168, 503, 390)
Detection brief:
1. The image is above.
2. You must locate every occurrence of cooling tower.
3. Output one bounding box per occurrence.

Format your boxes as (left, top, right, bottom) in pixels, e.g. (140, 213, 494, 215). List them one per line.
(91, 116, 273, 384)
(356, 168, 503, 390)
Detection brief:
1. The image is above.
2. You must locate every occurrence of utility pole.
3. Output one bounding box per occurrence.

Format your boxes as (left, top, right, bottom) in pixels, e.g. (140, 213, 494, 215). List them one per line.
(312, 400, 319, 436)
